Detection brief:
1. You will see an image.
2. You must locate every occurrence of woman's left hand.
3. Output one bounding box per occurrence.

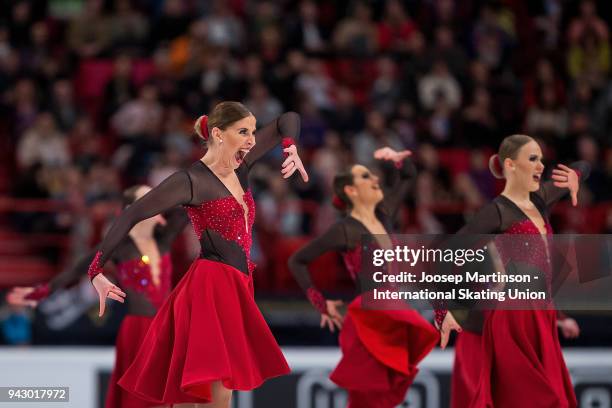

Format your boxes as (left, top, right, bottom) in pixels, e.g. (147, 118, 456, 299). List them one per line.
(552, 164, 580, 206)
(558, 317, 580, 339)
(6, 287, 38, 308)
(439, 311, 462, 349)
(373, 147, 412, 164)
(282, 145, 309, 182)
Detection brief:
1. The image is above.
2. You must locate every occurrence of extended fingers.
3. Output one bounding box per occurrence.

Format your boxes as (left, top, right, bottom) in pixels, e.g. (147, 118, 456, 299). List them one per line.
(440, 331, 449, 349)
(552, 169, 569, 176)
(12, 287, 35, 295)
(557, 164, 573, 173)
(98, 294, 106, 317)
(281, 161, 295, 175)
(281, 154, 293, 168)
(282, 166, 297, 179)
(107, 292, 125, 303)
(373, 148, 389, 158)
(298, 165, 309, 182)
(110, 286, 126, 298)
(325, 317, 335, 332)
(551, 173, 568, 181)
(329, 310, 344, 323)
(399, 150, 412, 159)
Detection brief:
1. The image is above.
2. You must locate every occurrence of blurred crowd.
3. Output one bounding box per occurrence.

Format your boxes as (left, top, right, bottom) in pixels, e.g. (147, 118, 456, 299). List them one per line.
(1, 0, 612, 268)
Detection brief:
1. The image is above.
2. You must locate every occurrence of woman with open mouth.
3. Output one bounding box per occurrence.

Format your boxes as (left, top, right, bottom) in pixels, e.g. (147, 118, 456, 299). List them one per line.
(6, 184, 189, 408)
(289, 147, 439, 408)
(437, 134, 590, 408)
(81, 101, 308, 408)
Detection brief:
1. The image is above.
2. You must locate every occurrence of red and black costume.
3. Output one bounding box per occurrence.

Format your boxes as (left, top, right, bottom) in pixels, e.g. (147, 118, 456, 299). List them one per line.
(27, 207, 188, 408)
(84, 112, 300, 405)
(289, 159, 439, 408)
(448, 161, 590, 408)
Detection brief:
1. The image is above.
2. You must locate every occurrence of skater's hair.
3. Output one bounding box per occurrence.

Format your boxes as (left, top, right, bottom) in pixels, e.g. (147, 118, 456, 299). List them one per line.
(194, 102, 252, 144)
(489, 134, 535, 179)
(123, 185, 149, 208)
(332, 167, 355, 211)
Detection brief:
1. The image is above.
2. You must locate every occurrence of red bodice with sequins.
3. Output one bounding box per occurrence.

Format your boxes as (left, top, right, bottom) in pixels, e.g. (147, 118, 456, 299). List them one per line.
(115, 253, 173, 309)
(185, 190, 257, 274)
(497, 219, 554, 291)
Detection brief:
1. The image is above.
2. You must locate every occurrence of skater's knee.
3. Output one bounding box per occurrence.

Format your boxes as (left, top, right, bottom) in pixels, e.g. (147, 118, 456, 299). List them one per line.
(210, 382, 232, 407)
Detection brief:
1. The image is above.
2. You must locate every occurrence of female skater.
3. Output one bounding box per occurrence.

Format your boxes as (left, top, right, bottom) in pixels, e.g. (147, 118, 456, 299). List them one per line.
(7, 184, 189, 408)
(86, 102, 308, 407)
(438, 134, 589, 408)
(288, 147, 439, 408)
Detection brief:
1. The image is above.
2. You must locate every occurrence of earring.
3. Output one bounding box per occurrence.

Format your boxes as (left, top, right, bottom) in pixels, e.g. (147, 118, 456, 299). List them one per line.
(218, 138, 223, 144)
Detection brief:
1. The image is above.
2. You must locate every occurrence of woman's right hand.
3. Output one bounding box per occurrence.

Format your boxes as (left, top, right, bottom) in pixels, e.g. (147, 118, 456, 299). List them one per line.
(373, 147, 412, 164)
(320, 299, 344, 333)
(282, 144, 310, 182)
(92, 274, 126, 317)
(6, 287, 38, 308)
(552, 164, 580, 206)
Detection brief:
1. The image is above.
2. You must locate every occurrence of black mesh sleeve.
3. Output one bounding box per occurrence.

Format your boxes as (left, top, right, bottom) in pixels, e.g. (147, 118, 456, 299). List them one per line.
(288, 220, 351, 314)
(95, 171, 193, 267)
(378, 158, 417, 222)
(457, 202, 502, 234)
(288, 221, 348, 293)
(48, 248, 100, 292)
(245, 111, 301, 168)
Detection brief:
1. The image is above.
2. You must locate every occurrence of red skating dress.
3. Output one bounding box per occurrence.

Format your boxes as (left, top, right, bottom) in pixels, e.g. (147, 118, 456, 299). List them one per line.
(86, 113, 301, 405)
(289, 160, 439, 408)
(447, 162, 589, 408)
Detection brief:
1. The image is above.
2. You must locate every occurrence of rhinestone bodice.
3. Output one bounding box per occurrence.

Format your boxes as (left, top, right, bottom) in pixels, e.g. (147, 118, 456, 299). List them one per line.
(497, 219, 554, 288)
(185, 190, 257, 274)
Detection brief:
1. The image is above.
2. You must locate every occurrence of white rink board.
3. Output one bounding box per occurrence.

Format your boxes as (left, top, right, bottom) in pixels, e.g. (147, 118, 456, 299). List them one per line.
(0, 347, 610, 408)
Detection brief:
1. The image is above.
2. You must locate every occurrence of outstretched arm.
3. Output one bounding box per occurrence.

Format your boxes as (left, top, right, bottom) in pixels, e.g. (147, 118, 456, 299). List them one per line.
(50, 249, 100, 292)
(88, 171, 193, 316)
(89, 171, 193, 277)
(8, 248, 101, 307)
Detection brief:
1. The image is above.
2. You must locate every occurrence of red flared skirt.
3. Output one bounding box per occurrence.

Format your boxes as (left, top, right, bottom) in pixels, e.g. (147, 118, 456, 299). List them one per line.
(330, 296, 439, 408)
(473, 310, 576, 408)
(106, 316, 157, 408)
(451, 331, 482, 408)
(118, 259, 290, 404)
